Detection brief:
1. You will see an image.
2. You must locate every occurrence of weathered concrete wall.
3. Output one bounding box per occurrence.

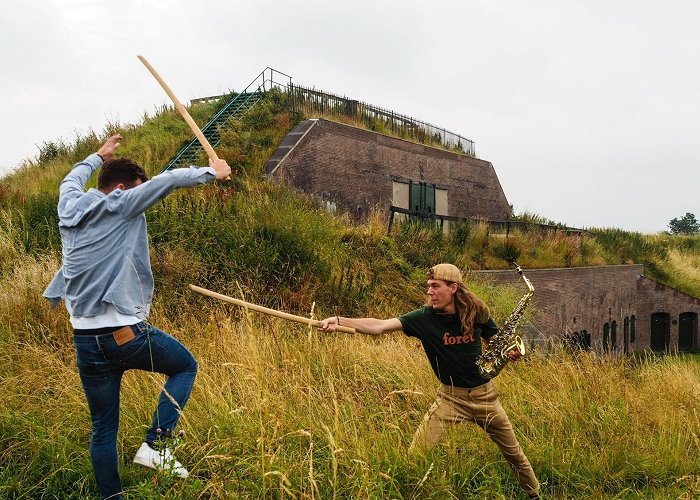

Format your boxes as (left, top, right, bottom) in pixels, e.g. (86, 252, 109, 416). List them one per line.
(268, 119, 511, 221)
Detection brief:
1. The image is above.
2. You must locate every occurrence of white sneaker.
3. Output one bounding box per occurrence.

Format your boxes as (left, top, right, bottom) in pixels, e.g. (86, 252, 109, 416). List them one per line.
(133, 442, 189, 478)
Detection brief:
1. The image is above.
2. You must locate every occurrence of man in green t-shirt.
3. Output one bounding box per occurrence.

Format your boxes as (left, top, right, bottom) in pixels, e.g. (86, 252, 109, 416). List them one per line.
(319, 263, 540, 499)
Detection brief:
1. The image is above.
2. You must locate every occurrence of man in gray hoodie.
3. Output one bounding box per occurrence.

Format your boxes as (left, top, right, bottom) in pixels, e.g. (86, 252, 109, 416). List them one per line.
(44, 134, 231, 500)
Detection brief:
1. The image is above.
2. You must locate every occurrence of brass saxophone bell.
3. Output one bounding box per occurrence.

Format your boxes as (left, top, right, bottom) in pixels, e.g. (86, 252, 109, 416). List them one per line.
(506, 336, 526, 357)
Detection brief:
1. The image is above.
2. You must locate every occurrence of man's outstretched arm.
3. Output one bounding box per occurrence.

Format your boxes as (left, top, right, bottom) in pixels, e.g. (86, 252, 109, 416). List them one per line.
(116, 157, 231, 219)
(319, 316, 403, 336)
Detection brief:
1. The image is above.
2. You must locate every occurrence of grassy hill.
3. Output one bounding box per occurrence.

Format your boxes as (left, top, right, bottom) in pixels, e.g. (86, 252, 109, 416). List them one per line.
(1, 91, 699, 498)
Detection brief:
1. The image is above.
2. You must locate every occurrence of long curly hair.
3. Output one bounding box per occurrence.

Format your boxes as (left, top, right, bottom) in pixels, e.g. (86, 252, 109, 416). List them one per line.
(453, 282, 490, 339)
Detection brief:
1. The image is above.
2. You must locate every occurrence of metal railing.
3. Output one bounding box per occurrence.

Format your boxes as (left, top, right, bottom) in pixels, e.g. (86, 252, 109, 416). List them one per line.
(197, 67, 292, 129)
(246, 67, 293, 95)
(288, 85, 475, 155)
(186, 69, 475, 156)
(388, 206, 586, 236)
(163, 68, 293, 172)
(190, 67, 293, 104)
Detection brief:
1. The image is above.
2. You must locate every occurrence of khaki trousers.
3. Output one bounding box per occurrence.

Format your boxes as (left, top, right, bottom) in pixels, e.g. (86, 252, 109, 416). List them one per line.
(409, 381, 539, 496)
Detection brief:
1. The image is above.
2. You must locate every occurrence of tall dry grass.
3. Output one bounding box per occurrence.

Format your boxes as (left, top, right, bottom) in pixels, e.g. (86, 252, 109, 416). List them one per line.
(2, 256, 700, 498)
(665, 249, 700, 299)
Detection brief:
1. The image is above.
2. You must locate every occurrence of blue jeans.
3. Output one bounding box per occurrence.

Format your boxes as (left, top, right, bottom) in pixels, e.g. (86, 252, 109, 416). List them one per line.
(73, 322, 198, 500)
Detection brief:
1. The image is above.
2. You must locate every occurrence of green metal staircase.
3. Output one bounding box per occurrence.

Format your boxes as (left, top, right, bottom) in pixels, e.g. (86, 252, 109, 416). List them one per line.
(162, 91, 262, 171)
(162, 67, 293, 172)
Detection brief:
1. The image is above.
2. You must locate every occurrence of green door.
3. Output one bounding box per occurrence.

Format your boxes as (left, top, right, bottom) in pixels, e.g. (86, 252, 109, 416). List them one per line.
(409, 182, 436, 217)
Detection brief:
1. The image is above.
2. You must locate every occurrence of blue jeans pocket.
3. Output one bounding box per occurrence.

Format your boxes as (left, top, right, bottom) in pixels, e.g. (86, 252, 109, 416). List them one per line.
(103, 325, 150, 363)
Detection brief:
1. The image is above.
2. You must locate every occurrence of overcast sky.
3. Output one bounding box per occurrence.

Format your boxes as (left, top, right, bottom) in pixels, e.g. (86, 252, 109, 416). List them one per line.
(1, 0, 698, 233)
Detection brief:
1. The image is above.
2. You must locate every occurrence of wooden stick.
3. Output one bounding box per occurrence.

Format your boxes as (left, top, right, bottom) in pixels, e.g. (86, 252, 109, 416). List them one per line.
(137, 55, 230, 180)
(189, 284, 357, 334)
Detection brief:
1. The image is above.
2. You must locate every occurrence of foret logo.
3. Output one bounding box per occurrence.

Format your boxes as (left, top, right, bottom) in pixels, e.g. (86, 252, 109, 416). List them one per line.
(442, 332, 474, 345)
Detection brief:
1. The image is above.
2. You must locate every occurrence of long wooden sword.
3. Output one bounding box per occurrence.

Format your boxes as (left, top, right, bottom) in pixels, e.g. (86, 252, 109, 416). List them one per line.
(137, 55, 230, 180)
(190, 284, 357, 334)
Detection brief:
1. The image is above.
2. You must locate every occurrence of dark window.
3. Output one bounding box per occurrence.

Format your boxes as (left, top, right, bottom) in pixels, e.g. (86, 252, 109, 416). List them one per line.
(679, 312, 698, 352)
(603, 323, 610, 352)
(567, 331, 585, 350)
(650, 313, 670, 352)
(583, 330, 591, 349)
(611, 321, 618, 351)
(630, 315, 636, 343)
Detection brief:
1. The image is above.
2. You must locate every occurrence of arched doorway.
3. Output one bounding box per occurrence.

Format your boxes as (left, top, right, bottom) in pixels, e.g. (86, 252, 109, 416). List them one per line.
(679, 312, 698, 352)
(623, 317, 630, 354)
(650, 313, 670, 352)
(611, 321, 618, 352)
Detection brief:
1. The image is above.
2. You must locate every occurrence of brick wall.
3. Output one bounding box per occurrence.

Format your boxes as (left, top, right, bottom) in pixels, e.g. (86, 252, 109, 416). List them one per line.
(473, 265, 641, 351)
(636, 276, 700, 351)
(473, 265, 700, 353)
(270, 119, 511, 221)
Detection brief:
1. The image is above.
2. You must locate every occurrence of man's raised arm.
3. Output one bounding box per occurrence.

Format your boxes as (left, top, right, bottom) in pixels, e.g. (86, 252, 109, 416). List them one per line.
(58, 134, 123, 204)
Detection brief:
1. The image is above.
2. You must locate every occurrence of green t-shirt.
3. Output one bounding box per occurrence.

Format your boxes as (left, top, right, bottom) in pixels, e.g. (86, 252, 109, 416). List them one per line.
(398, 306, 499, 388)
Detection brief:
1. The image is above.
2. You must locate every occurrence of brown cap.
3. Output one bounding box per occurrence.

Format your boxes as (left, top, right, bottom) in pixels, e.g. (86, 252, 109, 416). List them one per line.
(428, 263, 463, 284)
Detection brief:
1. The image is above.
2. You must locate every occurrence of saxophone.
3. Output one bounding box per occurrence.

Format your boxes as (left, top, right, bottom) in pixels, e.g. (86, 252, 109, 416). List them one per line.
(476, 262, 534, 379)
